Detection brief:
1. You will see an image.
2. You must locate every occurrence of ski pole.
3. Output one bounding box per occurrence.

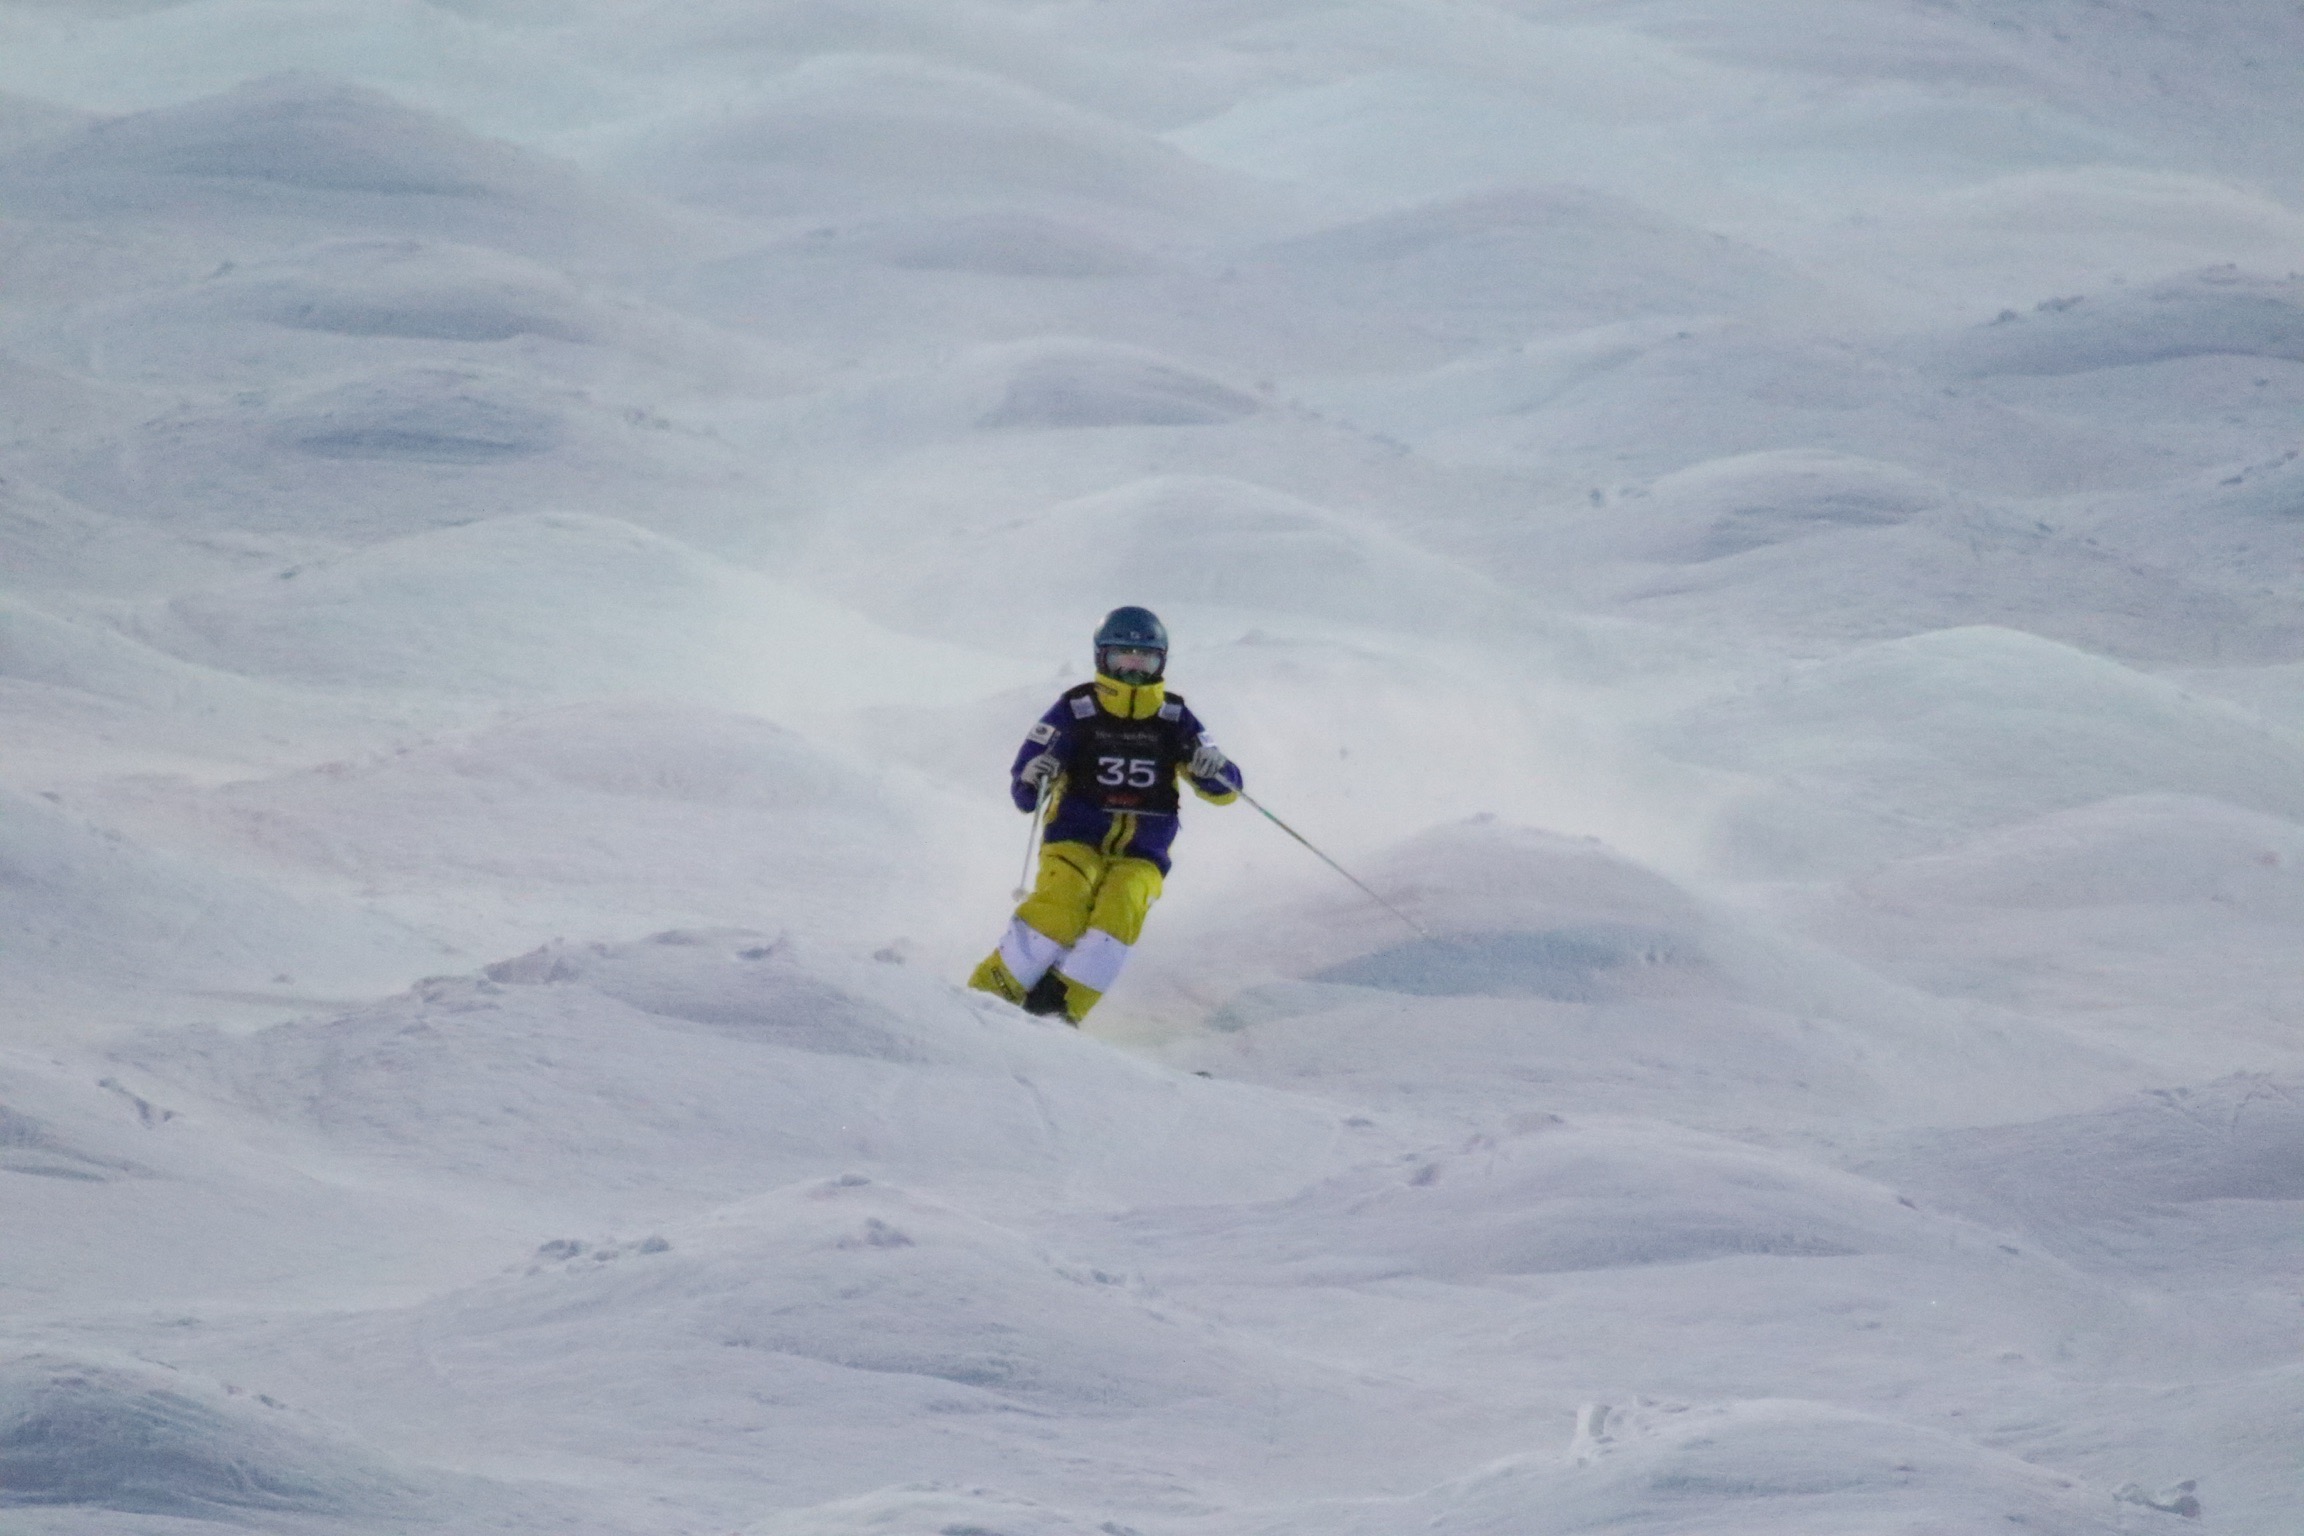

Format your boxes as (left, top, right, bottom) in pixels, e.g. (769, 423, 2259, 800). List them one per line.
(1239, 788, 1431, 940)
(1013, 777, 1054, 901)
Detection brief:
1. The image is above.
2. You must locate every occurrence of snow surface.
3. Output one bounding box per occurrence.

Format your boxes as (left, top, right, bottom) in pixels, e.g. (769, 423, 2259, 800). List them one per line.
(2, 1, 2299, 1531)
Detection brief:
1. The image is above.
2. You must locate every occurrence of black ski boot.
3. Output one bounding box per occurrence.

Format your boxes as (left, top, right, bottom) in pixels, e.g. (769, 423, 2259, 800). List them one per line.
(1021, 970, 1077, 1026)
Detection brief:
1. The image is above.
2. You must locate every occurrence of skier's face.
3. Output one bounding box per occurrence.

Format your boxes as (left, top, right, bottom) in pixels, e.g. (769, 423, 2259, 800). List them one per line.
(1101, 646, 1165, 684)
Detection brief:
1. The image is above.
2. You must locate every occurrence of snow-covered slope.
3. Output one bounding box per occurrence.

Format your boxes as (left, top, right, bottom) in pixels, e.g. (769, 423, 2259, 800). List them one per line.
(3, 1, 2298, 1532)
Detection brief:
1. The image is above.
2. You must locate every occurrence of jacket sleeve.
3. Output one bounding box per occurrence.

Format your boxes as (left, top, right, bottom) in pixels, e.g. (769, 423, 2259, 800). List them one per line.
(1008, 702, 1074, 812)
(1177, 706, 1243, 805)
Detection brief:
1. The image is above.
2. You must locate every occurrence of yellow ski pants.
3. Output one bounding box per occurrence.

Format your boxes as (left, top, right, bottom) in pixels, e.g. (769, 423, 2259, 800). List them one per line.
(970, 840, 1164, 1021)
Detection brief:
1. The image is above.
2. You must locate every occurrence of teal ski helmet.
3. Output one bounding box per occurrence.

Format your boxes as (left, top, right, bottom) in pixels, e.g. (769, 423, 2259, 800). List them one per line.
(1095, 605, 1168, 684)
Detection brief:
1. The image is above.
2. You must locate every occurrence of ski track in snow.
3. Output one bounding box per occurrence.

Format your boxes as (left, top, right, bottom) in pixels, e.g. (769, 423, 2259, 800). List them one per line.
(2, 2, 2300, 1532)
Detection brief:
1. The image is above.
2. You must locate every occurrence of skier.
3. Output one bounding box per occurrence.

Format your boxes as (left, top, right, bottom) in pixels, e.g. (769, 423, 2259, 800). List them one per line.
(968, 606, 1243, 1025)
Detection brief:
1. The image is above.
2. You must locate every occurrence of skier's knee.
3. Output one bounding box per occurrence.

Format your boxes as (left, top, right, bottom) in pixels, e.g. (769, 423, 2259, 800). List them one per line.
(1087, 858, 1163, 945)
(1015, 841, 1099, 945)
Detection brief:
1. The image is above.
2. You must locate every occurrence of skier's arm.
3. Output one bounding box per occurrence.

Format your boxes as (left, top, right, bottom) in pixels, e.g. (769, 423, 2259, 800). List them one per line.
(1009, 707, 1073, 811)
(1177, 708, 1242, 804)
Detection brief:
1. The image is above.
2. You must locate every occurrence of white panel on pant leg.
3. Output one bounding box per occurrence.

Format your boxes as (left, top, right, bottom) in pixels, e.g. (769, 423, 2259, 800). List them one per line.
(999, 918, 1065, 988)
(1057, 928, 1131, 993)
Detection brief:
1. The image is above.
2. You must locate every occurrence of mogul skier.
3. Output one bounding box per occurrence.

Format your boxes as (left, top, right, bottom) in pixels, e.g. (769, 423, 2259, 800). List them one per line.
(968, 606, 1243, 1025)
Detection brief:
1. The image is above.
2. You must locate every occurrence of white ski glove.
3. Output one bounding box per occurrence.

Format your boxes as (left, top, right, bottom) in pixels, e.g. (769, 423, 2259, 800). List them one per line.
(1020, 752, 1063, 792)
(1189, 740, 1229, 779)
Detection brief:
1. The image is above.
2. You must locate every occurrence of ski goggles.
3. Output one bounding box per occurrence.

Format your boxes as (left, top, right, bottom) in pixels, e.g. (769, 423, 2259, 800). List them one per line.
(1100, 646, 1166, 681)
